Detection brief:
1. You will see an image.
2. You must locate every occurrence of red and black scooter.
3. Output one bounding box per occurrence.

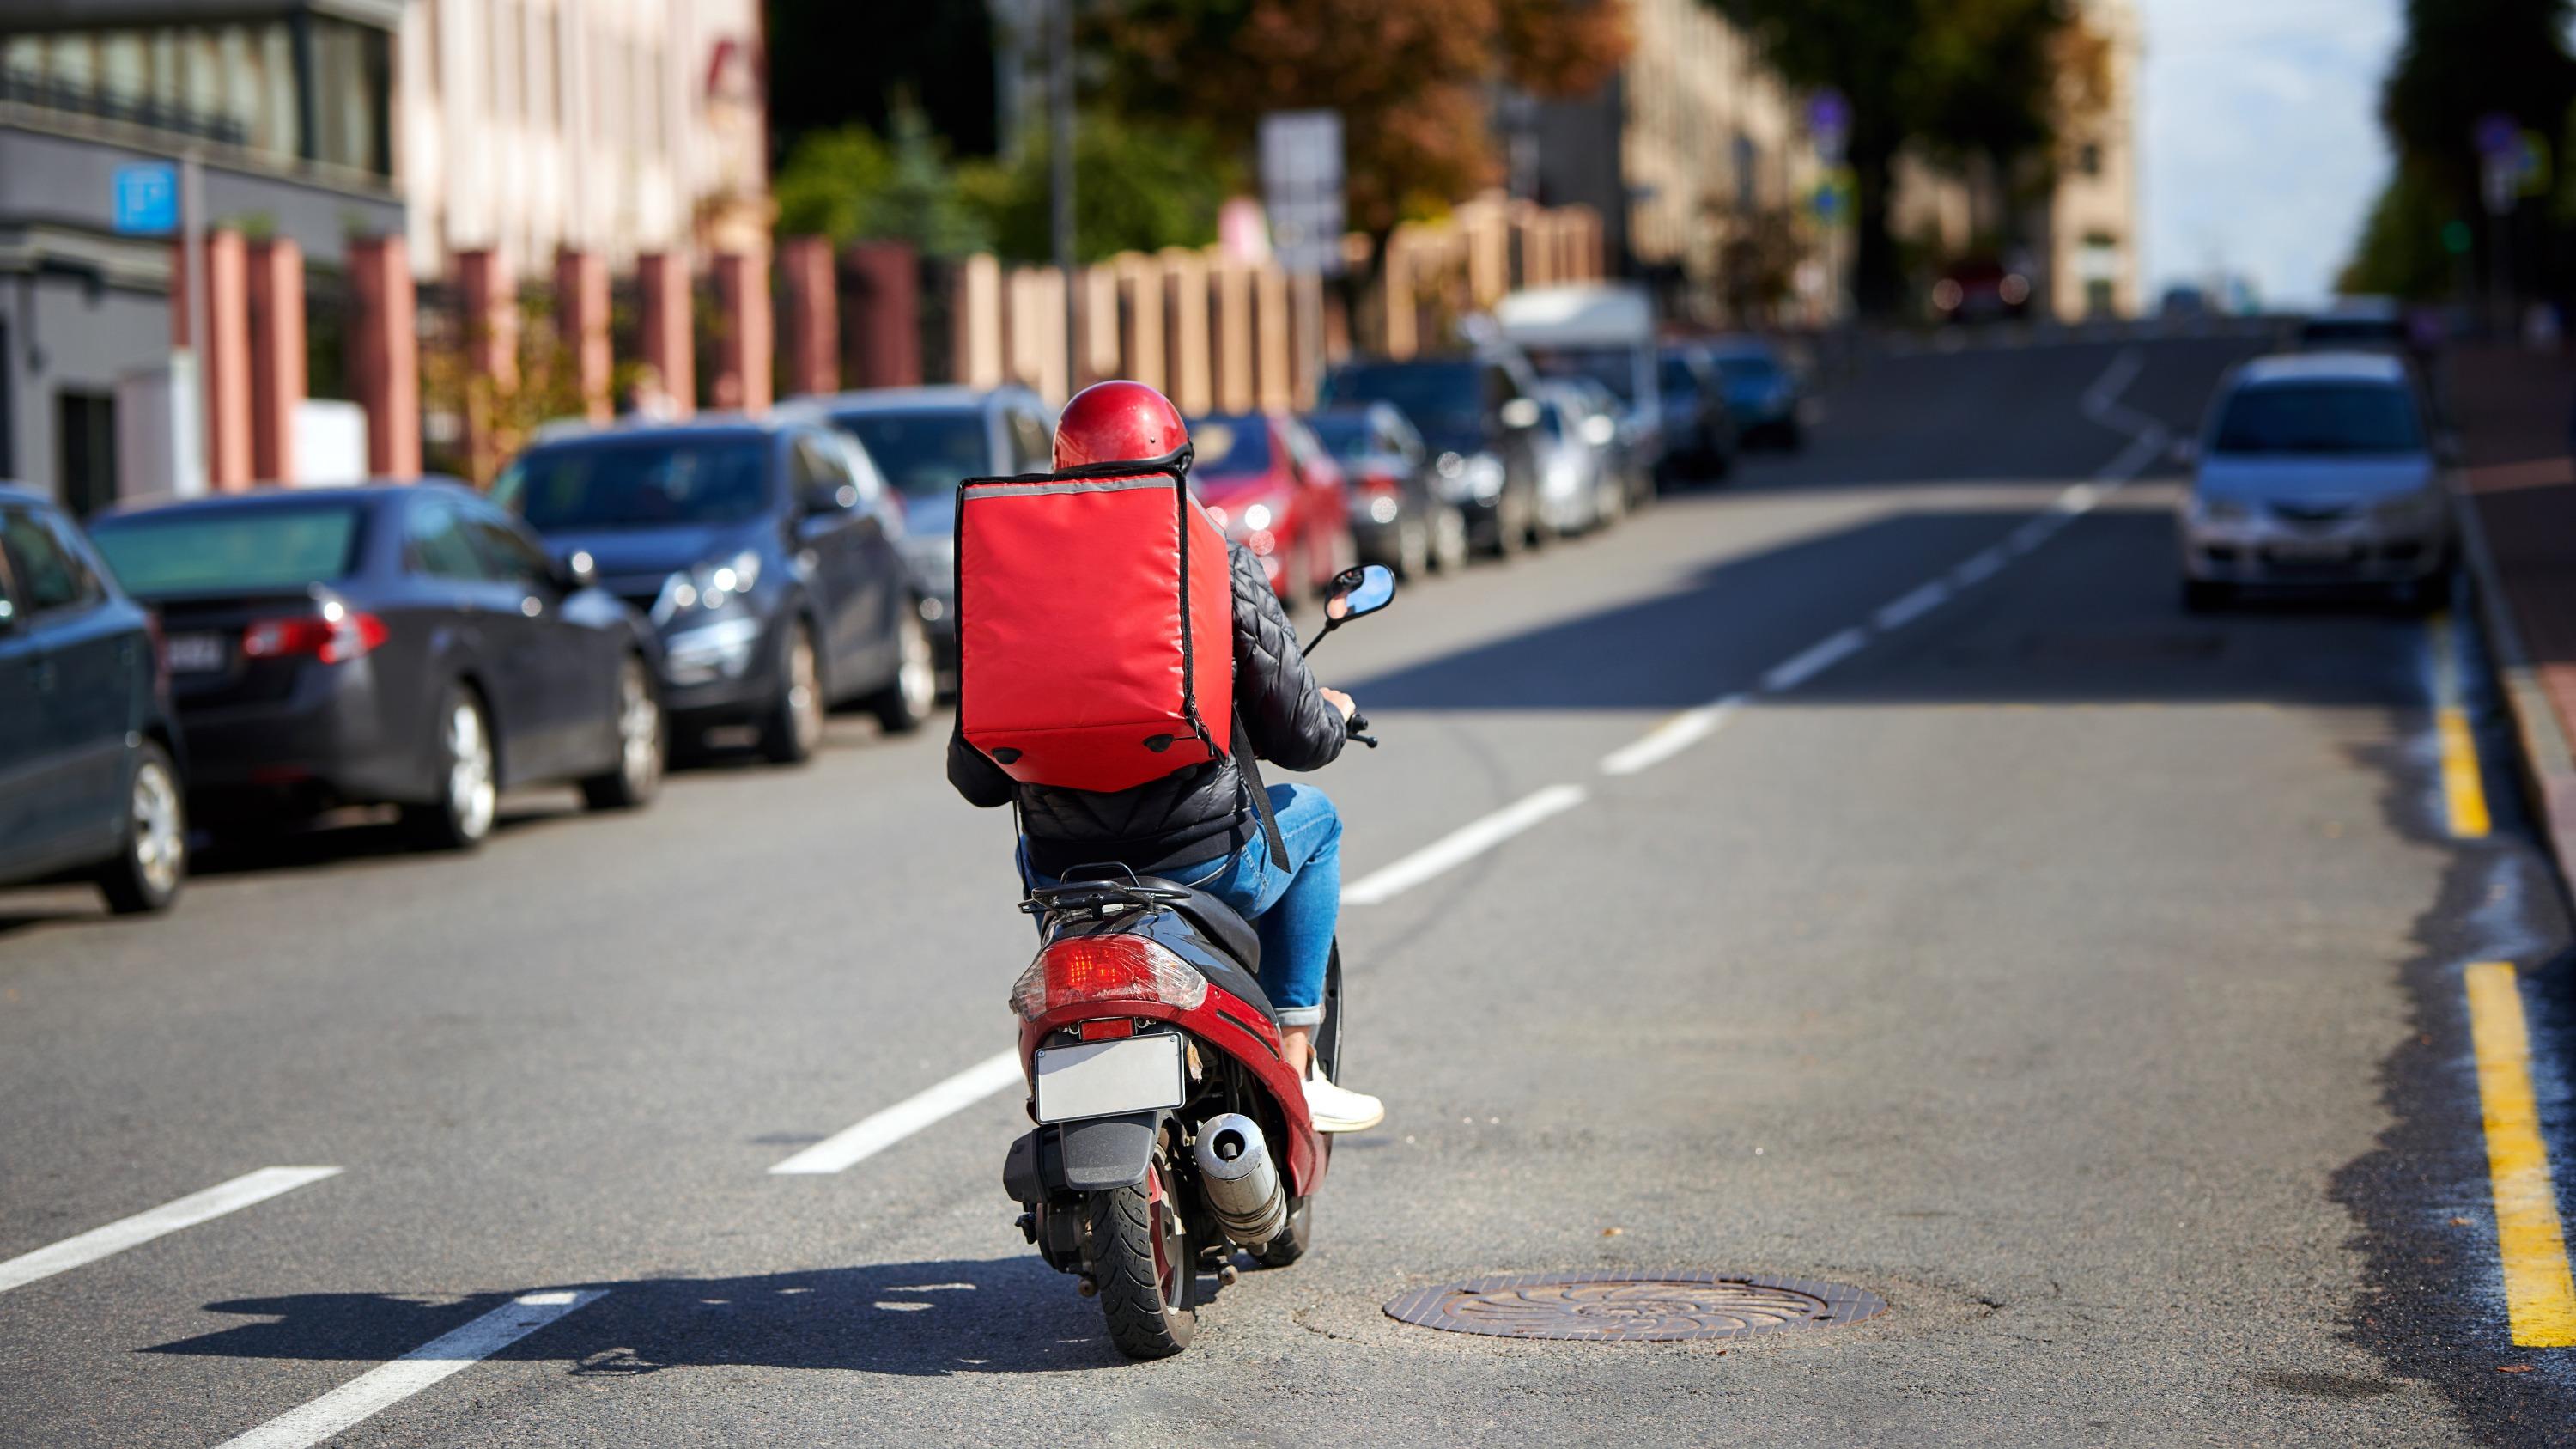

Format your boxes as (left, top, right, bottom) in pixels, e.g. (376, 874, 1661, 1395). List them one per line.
(999, 563, 1392, 1359)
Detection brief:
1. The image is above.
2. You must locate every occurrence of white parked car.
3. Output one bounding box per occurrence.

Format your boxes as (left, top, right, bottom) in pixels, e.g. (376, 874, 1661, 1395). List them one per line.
(1530, 381, 1623, 535)
(2177, 351, 2456, 610)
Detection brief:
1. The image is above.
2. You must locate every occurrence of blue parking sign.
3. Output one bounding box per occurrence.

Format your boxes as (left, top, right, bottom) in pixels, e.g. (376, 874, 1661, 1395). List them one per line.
(112, 163, 179, 235)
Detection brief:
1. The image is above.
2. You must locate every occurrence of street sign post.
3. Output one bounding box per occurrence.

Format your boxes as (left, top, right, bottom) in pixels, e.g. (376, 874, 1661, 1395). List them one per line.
(112, 163, 179, 235)
(1259, 110, 1346, 278)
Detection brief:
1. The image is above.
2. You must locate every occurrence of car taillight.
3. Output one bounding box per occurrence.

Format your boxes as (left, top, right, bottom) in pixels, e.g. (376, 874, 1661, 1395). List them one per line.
(1358, 470, 1401, 496)
(1011, 935, 1207, 1020)
(243, 605, 388, 665)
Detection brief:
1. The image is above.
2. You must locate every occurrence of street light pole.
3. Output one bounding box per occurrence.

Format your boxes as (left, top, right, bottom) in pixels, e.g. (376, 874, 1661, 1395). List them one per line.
(1050, 0, 1077, 395)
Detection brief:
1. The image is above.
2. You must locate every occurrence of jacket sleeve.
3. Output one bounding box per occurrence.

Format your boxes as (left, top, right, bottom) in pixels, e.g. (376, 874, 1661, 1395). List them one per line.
(1230, 542, 1346, 772)
(947, 721, 1017, 808)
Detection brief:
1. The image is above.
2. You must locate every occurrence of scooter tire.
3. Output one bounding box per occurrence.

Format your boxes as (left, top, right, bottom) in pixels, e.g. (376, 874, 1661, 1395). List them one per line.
(1089, 1154, 1197, 1358)
(1250, 1196, 1313, 1269)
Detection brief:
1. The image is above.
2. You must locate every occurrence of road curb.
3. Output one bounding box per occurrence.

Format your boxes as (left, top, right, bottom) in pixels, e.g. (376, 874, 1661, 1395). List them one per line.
(2451, 484, 2576, 898)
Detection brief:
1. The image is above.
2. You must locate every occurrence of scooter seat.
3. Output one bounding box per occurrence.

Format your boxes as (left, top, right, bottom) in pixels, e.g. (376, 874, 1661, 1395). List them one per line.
(1133, 876, 1261, 971)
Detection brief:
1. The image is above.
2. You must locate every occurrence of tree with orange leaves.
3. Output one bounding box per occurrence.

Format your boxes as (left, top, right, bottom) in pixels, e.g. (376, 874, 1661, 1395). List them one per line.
(1090, 0, 1632, 237)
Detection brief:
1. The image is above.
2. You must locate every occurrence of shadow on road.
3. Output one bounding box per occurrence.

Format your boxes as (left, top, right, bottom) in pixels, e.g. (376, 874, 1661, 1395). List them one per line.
(150, 1257, 1232, 1375)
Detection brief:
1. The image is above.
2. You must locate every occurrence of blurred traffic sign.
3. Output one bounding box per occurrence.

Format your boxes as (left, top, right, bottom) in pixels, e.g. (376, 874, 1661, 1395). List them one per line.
(1809, 90, 1850, 165)
(112, 162, 179, 234)
(1261, 110, 1346, 277)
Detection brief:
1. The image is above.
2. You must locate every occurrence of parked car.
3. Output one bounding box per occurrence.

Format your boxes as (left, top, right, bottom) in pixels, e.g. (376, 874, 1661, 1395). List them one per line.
(0, 485, 186, 912)
(1704, 335, 1805, 450)
(2176, 352, 2455, 610)
(2294, 296, 2408, 354)
(1655, 345, 1738, 485)
(1530, 381, 1623, 533)
(1563, 376, 1655, 511)
(1303, 402, 1467, 580)
(85, 482, 662, 851)
(1498, 283, 1669, 495)
(777, 384, 1053, 685)
(1320, 351, 1548, 556)
(1930, 257, 2034, 324)
(495, 419, 934, 764)
(1184, 411, 1357, 601)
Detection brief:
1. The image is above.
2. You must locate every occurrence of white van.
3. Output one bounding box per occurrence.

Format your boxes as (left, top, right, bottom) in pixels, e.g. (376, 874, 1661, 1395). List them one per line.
(1494, 284, 1663, 476)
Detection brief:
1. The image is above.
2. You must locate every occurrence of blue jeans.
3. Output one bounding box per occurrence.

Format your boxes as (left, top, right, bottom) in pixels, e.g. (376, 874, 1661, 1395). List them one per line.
(1024, 783, 1342, 1028)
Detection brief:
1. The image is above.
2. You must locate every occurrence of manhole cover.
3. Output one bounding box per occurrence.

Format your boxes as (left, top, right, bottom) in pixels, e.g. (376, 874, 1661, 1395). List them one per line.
(1382, 1270, 1886, 1342)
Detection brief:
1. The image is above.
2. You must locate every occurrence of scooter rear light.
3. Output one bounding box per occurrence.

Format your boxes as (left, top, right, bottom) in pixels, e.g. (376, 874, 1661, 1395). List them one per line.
(1011, 935, 1207, 1020)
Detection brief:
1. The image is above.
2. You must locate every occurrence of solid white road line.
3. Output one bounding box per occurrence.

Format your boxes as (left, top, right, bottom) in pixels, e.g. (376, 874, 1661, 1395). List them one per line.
(1340, 784, 1589, 907)
(1761, 627, 1869, 693)
(771, 1050, 1027, 1175)
(214, 1289, 608, 1449)
(1600, 697, 1745, 777)
(0, 1167, 341, 1294)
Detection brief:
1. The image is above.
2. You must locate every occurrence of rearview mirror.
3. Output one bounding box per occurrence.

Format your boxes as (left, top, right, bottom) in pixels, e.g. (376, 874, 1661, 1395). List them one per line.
(1324, 563, 1395, 624)
(801, 480, 860, 516)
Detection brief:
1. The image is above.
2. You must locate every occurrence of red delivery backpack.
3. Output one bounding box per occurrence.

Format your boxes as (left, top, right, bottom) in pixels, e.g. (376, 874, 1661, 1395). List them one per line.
(954, 437, 1235, 795)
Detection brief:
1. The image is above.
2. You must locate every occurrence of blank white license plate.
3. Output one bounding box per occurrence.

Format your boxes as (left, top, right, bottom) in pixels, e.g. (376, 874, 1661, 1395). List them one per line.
(1032, 1034, 1184, 1124)
(164, 633, 227, 673)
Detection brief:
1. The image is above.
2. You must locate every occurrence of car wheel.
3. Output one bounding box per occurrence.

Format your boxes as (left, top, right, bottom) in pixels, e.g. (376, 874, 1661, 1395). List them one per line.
(866, 607, 936, 734)
(404, 684, 498, 850)
(579, 654, 665, 811)
(96, 741, 185, 915)
(759, 621, 824, 765)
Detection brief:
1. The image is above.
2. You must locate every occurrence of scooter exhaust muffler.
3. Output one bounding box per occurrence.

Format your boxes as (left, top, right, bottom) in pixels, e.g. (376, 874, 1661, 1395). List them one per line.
(1193, 1112, 1287, 1246)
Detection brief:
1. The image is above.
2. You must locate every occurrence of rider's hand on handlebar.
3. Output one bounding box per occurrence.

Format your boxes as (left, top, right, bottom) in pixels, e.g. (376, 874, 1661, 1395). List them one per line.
(1319, 688, 1357, 722)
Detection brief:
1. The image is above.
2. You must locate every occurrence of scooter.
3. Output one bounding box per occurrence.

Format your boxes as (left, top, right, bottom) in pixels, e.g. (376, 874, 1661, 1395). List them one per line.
(999, 563, 1394, 1359)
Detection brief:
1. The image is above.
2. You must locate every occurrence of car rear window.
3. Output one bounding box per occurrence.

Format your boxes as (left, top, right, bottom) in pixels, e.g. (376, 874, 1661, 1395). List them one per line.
(90, 505, 362, 597)
(832, 410, 992, 497)
(1187, 416, 1274, 476)
(1321, 363, 1481, 437)
(2211, 382, 2422, 455)
(495, 437, 771, 529)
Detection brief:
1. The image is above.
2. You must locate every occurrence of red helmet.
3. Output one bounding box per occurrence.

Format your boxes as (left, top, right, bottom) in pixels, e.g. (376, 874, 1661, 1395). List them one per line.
(1054, 380, 1188, 470)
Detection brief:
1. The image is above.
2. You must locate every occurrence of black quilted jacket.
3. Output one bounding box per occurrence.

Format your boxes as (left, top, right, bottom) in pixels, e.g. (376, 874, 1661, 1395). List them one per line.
(947, 541, 1347, 876)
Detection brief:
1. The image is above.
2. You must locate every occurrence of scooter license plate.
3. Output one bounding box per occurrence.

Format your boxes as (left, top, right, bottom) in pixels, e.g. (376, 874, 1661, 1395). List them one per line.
(1032, 1033, 1185, 1124)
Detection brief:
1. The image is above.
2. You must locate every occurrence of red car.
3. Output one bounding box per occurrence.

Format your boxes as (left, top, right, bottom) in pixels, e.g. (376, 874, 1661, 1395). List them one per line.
(1186, 412, 1355, 602)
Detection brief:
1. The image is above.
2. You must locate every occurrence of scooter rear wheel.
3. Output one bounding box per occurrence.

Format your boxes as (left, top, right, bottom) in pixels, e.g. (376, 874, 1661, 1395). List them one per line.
(1090, 1151, 1197, 1358)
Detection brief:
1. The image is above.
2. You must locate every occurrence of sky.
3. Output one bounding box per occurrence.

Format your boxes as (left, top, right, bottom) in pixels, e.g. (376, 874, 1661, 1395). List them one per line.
(2133, 0, 2403, 310)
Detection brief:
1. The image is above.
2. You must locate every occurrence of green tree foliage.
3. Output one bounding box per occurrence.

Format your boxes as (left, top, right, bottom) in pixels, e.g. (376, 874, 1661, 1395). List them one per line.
(1090, 0, 1632, 238)
(2341, 164, 2463, 301)
(953, 112, 1241, 264)
(1701, 0, 2081, 314)
(2383, 0, 2576, 209)
(765, 0, 998, 162)
(772, 107, 991, 258)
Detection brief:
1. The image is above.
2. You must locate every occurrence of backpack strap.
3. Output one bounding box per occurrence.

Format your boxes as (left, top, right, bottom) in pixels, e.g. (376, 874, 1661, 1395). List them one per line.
(1232, 706, 1291, 865)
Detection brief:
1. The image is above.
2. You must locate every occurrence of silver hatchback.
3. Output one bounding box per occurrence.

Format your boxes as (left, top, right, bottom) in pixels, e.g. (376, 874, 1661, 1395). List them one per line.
(2177, 351, 2455, 608)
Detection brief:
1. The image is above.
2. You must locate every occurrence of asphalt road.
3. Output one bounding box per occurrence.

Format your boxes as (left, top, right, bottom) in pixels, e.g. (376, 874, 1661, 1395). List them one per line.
(6, 330, 2574, 1446)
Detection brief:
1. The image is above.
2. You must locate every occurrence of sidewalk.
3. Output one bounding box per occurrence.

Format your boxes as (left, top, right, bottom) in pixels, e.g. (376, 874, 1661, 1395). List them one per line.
(2453, 344, 2576, 874)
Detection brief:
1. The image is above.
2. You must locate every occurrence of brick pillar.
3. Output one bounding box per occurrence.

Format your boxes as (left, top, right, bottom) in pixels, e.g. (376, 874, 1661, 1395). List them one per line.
(555, 248, 611, 422)
(1159, 247, 1210, 416)
(348, 234, 420, 477)
(779, 236, 838, 397)
(1462, 200, 1509, 307)
(1255, 265, 1295, 411)
(1008, 266, 1067, 404)
(245, 237, 306, 484)
(1081, 265, 1121, 388)
(1213, 259, 1254, 415)
(196, 229, 252, 490)
(712, 250, 771, 413)
(636, 251, 695, 418)
(1116, 253, 1164, 394)
(1382, 227, 1418, 361)
(951, 253, 1004, 388)
(456, 248, 516, 480)
(848, 240, 920, 387)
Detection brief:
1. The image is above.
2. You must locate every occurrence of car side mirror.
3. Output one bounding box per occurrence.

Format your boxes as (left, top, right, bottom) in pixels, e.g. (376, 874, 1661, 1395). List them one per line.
(801, 481, 860, 516)
(552, 548, 598, 592)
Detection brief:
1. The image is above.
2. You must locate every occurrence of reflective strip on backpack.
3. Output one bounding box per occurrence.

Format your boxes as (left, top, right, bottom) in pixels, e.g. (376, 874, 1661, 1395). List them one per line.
(963, 476, 1173, 500)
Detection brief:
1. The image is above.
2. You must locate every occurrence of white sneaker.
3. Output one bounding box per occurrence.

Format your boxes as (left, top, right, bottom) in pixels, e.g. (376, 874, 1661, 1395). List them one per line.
(1302, 1071, 1385, 1133)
